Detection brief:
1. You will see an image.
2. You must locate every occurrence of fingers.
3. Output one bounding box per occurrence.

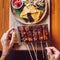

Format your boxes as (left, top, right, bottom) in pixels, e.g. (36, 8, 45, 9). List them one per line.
(6, 27, 14, 35)
(46, 47, 60, 54)
(48, 47, 59, 54)
(1, 27, 15, 42)
(1, 33, 7, 42)
(45, 47, 60, 59)
(47, 47, 60, 59)
(45, 47, 53, 56)
(9, 31, 16, 48)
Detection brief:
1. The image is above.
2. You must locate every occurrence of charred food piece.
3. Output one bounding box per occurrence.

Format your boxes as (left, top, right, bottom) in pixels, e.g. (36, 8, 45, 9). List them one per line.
(27, 13, 34, 22)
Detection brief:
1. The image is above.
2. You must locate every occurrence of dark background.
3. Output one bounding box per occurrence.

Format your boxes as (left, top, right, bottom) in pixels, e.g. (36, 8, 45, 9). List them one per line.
(0, 50, 48, 60)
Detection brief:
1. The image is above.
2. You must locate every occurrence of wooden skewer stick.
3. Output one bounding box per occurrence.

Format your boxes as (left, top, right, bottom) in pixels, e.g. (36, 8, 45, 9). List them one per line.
(31, 43, 38, 60)
(46, 42, 50, 60)
(34, 42, 38, 60)
(25, 43, 33, 60)
(40, 41, 45, 59)
(46, 41, 48, 47)
(35, 42, 37, 57)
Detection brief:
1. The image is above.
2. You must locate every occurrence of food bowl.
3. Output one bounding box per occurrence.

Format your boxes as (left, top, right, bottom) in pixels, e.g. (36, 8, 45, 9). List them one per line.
(11, 0, 48, 24)
(11, 0, 23, 9)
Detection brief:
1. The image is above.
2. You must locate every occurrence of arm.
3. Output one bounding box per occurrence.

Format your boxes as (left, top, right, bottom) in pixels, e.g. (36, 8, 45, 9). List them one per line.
(46, 47, 60, 60)
(0, 28, 16, 60)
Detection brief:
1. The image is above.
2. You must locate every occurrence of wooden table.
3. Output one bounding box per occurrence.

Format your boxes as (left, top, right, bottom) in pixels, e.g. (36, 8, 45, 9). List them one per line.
(0, 0, 60, 50)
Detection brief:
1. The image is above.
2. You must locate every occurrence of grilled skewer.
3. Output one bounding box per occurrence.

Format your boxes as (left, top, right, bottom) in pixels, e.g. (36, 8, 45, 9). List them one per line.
(40, 41, 45, 59)
(35, 42, 37, 58)
(31, 43, 38, 60)
(46, 42, 50, 60)
(25, 43, 33, 60)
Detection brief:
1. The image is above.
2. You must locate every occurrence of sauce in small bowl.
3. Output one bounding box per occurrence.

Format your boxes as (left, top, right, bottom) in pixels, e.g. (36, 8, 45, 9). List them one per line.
(12, 0, 23, 9)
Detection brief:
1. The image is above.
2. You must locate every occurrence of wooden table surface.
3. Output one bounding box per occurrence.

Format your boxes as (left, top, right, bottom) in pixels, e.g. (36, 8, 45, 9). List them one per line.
(0, 0, 60, 50)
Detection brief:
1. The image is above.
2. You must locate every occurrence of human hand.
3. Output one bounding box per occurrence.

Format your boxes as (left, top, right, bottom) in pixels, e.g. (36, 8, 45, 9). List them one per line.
(1, 28, 17, 58)
(46, 47, 60, 60)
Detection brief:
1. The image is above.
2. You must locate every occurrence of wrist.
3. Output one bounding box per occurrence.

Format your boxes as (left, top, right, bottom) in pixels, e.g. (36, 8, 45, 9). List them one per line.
(2, 48, 11, 56)
(0, 55, 6, 60)
(0, 50, 9, 60)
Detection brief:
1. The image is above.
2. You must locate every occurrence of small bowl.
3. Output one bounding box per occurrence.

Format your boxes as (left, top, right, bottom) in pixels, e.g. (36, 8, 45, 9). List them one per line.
(11, 0, 23, 9)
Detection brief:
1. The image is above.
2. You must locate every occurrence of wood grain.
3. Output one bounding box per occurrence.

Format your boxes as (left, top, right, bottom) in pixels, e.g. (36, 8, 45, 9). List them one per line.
(0, 0, 10, 50)
(0, 0, 60, 50)
(0, 0, 3, 50)
(0, 0, 3, 38)
(4, 0, 9, 33)
(51, 0, 60, 50)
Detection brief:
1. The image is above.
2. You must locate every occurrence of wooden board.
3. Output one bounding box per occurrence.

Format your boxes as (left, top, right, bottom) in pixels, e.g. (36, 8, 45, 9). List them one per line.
(51, 0, 60, 50)
(4, 0, 9, 32)
(0, 0, 60, 50)
(0, 0, 9, 50)
(0, 0, 3, 38)
(0, 0, 3, 50)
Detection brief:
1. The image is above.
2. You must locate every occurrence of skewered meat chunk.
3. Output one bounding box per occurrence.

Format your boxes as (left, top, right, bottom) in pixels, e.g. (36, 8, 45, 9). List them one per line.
(33, 36, 38, 41)
(27, 31, 32, 38)
(38, 30, 43, 40)
(20, 31, 28, 41)
(18, 26, 24, 32)
(24, 26, 30, 32)
(42, 25, 49, 40)
(37, 25, 43, 40)
(27, 31, 33, 41)
(22, 37, 28, 41)
(21, 32, 26, 37)
(28, 37, 32, 42)
(18, 24, 49, 42)
(24, 26, 33, 41)
(33, 26, 39, 41)
(33, 30, 38, 36)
